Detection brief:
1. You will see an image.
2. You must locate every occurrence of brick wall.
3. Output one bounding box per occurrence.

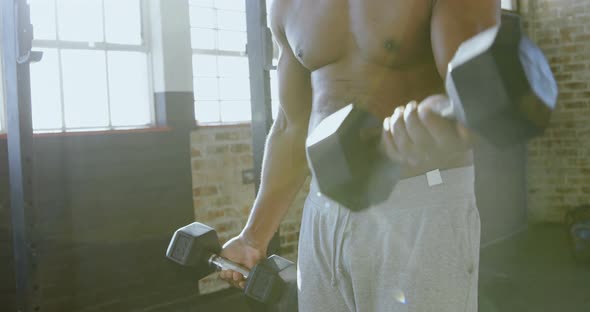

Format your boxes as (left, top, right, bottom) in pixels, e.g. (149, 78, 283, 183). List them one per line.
(522, 1, 590, 222)
(190, 126, 307, 294)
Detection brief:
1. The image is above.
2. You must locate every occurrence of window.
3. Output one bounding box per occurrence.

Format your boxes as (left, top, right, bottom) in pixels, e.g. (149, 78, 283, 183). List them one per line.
(501, 0, 518, 11)
(29, 0, 152, 132)
(0, 75, 4, 134)
(0, 43, 5, 133)
(190, 0, 252, 124)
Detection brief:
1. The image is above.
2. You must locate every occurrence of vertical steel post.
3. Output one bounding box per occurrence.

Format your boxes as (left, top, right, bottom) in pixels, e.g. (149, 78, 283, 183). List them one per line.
(1, 0, 41, 310)
(245, 0, 273, 192)
(245, 0, 280, 256)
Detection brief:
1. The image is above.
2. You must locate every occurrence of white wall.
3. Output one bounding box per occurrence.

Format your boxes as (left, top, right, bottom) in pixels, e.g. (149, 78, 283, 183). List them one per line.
(149, 0, 193, 93)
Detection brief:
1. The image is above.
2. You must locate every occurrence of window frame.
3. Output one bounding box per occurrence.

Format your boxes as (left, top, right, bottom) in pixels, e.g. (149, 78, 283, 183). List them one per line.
(30, 0, 156, 133)
(501, 0, 519, 12)
(190, 2, 252, 125)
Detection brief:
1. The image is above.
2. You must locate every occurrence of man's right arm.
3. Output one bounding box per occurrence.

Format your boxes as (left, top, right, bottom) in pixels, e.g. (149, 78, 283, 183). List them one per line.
(219, 2, 312, 284)
(239, 5, 313, 250)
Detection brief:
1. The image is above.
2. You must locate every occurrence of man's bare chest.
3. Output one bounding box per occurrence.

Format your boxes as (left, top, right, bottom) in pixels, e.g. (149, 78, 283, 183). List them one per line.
(281, 0, 434, 70)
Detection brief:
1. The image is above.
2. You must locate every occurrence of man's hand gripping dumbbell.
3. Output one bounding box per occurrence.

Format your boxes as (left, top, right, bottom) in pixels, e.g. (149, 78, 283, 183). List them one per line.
(166, 223, 297, 310)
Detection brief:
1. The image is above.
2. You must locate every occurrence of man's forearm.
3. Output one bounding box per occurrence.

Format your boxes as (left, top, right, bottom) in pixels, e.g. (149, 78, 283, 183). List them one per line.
(240, 123, 309, 249)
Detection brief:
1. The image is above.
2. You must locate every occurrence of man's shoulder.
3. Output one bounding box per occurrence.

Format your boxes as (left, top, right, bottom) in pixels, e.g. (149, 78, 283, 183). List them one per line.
(269, 0, 287, 16)
(269, 0, 292, 36)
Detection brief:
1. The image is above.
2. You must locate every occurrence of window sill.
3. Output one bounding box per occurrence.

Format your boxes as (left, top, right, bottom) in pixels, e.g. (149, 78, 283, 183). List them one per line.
(196, 121, 252, 129)
(0, 126, 172, 139)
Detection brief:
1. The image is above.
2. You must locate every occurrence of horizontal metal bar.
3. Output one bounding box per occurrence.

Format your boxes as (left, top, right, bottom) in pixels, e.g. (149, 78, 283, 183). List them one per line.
(32, 123, 157, 133)
(33, 39, 148, 52)
(188, 4, 245, 13)
(192, 49, 246, 57)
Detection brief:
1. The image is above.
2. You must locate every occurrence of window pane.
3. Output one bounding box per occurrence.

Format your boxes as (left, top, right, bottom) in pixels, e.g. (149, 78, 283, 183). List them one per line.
(195, 100, 220, 123)
(190, 0, 214, 8)
(219, 78, 250, 100)
(218, 56, 249, 78)
(189, 6, 216, 29)
(215, 0, 245, 11)
(30, 49, 63, 130)
(271, 38, 279, 67)
(220, 101, 251, 123)
(104, 0, 142, 45)
(108, 51, 150, 127)
(193, 54, 218, 77)
(191, 28, 216, 49)
(30, 0, 57, 40)
(271, 100, 279, 120)
(217, 10, 246, 31)
(269, 71, 280, 120)
(0, 48, 4, 132)
(269, 70, 279, 100)
(501, 0, 515, 10)
(218, 31, 246, 52)
(0, 97, 3, 132)
(61, 49, 109, 128)
(57, 0, 103, 42)
(194, 78, 219, 100)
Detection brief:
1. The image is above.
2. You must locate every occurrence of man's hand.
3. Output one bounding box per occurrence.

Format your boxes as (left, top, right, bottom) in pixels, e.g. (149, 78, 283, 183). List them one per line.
(380, 94, 475, 166)
(218, 234, 267, 289)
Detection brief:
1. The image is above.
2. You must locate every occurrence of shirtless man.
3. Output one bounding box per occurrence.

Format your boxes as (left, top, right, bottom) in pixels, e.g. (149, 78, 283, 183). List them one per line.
(220, 0, 500, 310)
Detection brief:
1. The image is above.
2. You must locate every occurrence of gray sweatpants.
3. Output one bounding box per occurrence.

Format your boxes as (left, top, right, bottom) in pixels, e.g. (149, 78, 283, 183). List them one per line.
(297, 166, 480, 312)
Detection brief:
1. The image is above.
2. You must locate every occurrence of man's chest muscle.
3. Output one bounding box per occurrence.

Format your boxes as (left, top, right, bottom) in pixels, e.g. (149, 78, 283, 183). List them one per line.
(282, 0, 433, 70)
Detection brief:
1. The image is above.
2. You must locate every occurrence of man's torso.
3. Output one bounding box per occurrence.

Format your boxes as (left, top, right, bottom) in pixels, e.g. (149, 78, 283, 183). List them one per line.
(279, 0, 473, 177)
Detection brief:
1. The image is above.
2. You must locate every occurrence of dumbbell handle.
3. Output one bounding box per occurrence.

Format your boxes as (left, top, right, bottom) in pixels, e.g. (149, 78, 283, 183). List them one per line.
(208, 254, 250, 278)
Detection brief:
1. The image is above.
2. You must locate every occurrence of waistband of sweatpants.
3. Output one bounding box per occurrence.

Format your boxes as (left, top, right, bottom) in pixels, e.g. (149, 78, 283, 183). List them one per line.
(308, 165, 475, 205)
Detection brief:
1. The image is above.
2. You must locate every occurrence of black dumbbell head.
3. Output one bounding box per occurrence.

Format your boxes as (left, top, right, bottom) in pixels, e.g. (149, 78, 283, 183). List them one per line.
(245, 255, 296, 306)
(306, 105, 400, 210)
(445, 13, 557, 147)
(271, 256, 298, 311)
(166, 222, 221, 279)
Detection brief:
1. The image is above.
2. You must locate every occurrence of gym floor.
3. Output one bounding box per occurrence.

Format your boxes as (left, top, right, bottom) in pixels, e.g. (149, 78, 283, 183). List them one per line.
(479, 225, 590, 312)
(136, 290, 248, 312)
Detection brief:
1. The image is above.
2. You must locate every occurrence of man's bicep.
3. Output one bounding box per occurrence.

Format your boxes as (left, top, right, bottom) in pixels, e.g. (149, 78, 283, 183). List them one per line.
(430, 0, 501, 78)
(269, 0, 311, 130)
(275, 49, 312, 130)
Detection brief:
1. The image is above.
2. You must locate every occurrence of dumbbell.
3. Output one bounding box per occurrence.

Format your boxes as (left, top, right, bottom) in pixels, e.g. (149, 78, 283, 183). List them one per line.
(166, 222, 298, 311)
(306, 13, 558, 211)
